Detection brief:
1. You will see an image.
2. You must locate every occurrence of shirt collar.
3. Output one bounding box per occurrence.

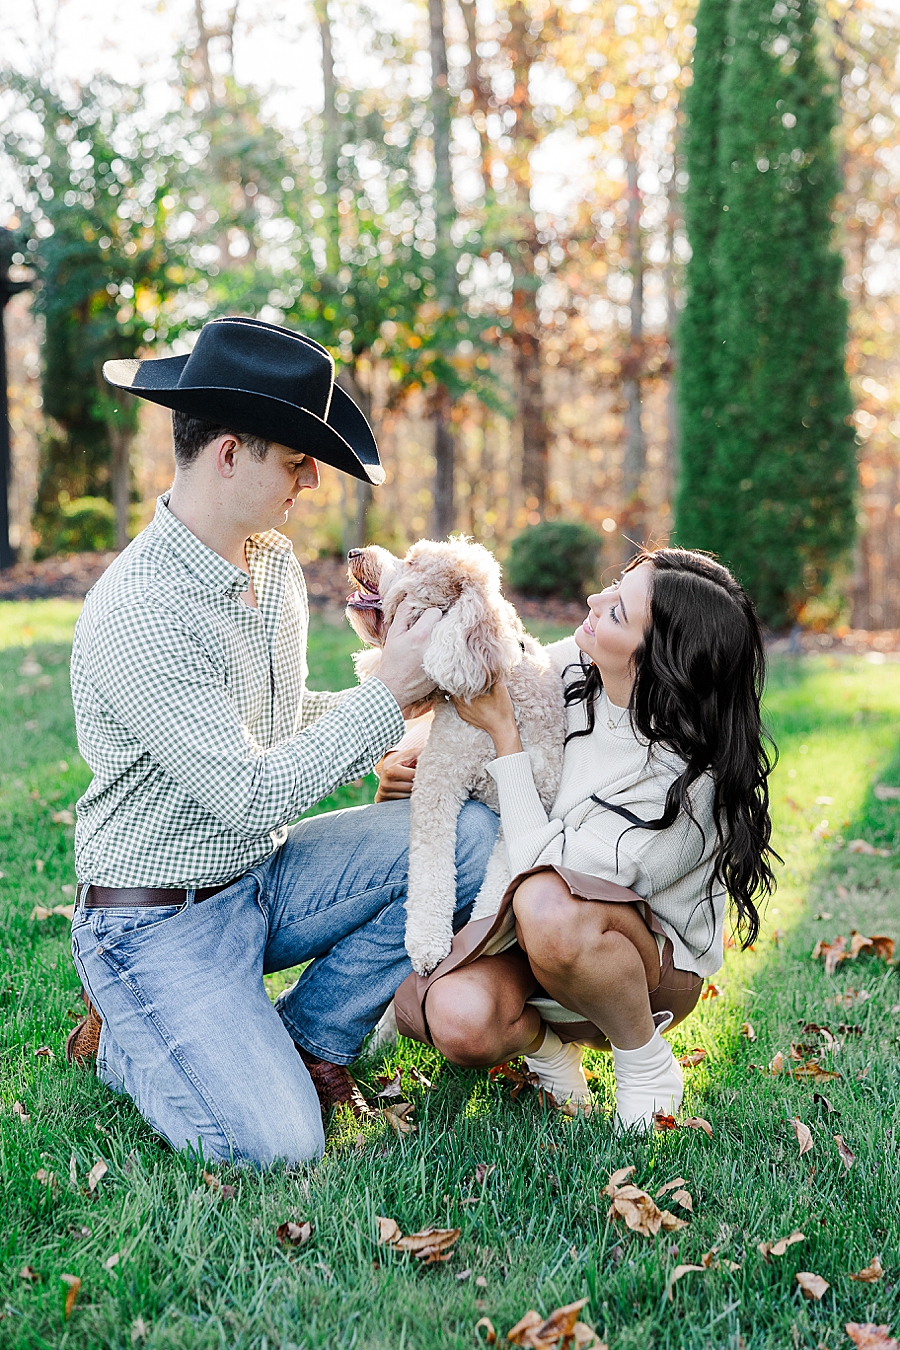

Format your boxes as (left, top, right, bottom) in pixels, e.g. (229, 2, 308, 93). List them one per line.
(153, 494, 254, 597)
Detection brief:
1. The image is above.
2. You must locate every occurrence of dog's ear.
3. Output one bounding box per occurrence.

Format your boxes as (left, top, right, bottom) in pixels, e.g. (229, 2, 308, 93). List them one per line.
(423, 590, 522, 699)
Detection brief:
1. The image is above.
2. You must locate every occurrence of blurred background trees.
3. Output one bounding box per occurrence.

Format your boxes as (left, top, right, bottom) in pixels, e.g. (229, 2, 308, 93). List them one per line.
(1, 0, 899, 628)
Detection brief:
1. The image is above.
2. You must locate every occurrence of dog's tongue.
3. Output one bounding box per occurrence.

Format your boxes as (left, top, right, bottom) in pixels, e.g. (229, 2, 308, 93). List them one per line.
(347, 589, 383, 611)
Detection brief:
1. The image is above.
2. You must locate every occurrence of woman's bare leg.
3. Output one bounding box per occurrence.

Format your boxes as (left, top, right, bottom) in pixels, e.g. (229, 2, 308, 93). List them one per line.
(513, 872, 660, 1050)
(424, 949, 541, 1068)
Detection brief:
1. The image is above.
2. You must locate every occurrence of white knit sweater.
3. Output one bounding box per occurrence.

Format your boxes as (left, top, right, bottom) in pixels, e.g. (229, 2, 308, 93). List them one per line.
(487, 638, 725, 977)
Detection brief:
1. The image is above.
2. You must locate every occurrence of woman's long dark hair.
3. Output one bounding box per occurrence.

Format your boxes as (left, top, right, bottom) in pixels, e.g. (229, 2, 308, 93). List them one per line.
(565, 547, 778, 948)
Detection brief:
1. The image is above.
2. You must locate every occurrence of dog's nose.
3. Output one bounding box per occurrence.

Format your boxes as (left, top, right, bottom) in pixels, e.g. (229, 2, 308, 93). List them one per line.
(348, 548, 363, 558)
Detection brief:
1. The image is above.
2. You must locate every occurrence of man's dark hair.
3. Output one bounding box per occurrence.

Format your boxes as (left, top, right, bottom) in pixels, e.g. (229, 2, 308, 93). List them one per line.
(172, 411, 270, 468)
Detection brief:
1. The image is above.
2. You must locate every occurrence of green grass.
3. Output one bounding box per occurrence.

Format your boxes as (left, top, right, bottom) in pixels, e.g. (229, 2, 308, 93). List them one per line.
(1, 602, 898, 1349)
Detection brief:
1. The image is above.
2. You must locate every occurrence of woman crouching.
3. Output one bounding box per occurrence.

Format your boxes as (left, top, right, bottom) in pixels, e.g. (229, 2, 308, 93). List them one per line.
(414, 547, 777, 1130)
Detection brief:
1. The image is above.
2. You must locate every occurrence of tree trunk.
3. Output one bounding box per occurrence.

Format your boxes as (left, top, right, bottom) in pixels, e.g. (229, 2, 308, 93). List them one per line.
(507, 1, 549, 517)
(337, 368, 372, 553)
(428, 0, 456, 538)
(621, 130, 645, 549)
(315, 0, 342, 276)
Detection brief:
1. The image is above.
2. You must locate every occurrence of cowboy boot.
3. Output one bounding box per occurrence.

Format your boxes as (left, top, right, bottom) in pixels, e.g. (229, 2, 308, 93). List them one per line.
(296, 1046, 374, 1120)
(65, 989, 103, 1068)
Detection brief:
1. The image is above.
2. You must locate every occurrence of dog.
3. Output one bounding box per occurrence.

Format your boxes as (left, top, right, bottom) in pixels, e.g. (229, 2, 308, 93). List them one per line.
(345, 537, 566, 982)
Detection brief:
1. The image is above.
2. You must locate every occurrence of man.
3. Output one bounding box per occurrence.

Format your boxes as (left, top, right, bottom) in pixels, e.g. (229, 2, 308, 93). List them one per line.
(65, 316, 496, 1166)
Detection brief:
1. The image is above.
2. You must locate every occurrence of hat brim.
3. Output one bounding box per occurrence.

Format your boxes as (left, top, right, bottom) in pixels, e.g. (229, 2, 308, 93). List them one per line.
(103, 354, 385, 486)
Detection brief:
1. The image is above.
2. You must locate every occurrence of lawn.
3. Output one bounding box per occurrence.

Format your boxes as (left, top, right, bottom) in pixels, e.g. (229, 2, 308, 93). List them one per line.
(0, 600, 898, 1350)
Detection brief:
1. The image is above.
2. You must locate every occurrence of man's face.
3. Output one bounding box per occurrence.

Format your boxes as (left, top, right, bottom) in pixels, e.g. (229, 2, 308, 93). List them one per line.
(234, 441, 320, 530)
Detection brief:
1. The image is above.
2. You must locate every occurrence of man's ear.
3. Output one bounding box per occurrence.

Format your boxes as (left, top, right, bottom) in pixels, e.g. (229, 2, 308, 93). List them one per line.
(423, 591, 521, 699)
(213, 435, 241, 479)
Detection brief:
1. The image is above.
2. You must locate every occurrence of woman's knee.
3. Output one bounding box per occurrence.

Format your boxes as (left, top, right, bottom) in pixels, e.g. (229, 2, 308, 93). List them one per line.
(426, 978, 507, 1067)
(513, 876, 585, 971)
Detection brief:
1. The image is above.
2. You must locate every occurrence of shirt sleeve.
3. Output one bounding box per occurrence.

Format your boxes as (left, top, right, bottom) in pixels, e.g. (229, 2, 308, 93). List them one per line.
(87, 605, 405, 838)
(300, 687, 357, 728)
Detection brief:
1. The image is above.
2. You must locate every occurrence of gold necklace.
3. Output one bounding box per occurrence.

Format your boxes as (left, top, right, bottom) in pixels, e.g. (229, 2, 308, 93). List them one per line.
(605, 693, 629, 730)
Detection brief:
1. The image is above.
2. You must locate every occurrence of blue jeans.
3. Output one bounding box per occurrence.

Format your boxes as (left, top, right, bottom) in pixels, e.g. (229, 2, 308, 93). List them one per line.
(71, 799, 497, 1168)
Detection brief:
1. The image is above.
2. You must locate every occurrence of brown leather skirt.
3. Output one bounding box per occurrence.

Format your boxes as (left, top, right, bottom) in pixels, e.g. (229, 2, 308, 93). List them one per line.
(393, 865, 705, 1049)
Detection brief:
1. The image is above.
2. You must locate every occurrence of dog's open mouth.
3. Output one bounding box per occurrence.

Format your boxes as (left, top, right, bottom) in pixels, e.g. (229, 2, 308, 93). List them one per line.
(346, 581, 383, 613)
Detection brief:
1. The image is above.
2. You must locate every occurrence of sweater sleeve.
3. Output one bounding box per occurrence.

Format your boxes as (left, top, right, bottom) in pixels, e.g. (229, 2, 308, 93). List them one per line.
(487, 752, 564, 874)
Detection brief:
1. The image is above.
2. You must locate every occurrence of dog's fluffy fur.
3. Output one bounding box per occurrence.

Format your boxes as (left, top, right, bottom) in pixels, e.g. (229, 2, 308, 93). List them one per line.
(346, 537, 566, 979)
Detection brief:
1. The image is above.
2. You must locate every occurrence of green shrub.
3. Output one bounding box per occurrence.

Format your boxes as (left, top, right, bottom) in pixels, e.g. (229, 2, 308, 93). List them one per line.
(505, 520, 601, 600)
(36, 496, 116, 558)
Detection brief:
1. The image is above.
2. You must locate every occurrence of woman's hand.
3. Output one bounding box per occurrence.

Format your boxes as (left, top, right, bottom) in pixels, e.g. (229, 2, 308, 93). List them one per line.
(374, 711, 433, 802)
(451, 683, 523, 758)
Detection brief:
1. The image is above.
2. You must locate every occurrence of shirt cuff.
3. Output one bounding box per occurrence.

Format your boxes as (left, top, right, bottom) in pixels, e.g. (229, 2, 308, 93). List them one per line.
(487, 751, 552, 842)
(345, 676, 406, 756)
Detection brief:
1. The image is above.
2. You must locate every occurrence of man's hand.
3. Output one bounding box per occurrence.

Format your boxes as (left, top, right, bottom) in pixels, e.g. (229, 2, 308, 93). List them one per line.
(374, 711, 433, 802)
(376, 599, 441, 713)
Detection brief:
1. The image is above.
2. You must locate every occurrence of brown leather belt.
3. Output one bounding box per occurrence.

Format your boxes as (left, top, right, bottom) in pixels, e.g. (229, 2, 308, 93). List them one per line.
(76, 880, 239, 909)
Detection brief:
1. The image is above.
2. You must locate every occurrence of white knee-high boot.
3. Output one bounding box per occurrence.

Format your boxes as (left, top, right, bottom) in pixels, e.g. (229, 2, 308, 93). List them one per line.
(611, 1011, 683, 1131)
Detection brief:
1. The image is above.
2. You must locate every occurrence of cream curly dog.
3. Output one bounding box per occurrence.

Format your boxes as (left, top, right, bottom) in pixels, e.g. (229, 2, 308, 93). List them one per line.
(345, 537, 566, 982)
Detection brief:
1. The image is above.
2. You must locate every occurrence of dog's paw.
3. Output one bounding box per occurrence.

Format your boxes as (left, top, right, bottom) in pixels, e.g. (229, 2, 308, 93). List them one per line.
(406, 923, 454, 978)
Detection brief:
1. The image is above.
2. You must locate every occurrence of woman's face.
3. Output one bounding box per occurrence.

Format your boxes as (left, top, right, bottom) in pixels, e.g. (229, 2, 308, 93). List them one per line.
(574, 562, 653, 695)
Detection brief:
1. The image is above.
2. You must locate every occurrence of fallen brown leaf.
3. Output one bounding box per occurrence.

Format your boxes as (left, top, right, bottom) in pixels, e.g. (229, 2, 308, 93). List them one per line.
(834, 1135, 856, 1170)
(19, 1265, 39, 1282)
(200, 1169, 235, 1198)
(849, 1256, 883, 1283)
(382, 1102, 416, 1134)
(813, 1092, 838, 1114)
(796, 1271, 829, 1301)
(740, 1021, 757, 1042)
(131, 1316, 150, 1342)
(655, 1177, 688, 1197)
(667, 1263, 706, 1298)
(846, 839, 892, 857)
(34, 1045, 53, 1059)
(700, 983, 722, 1000)
(677, 1048, 707, 1067)
(30, 902, 75, 921)
(35, 1168, 57, 1189)
(507, 1298, 594, 1349)
(603, 1165, 636, 1196)
(772, 928, 786, 944)
(474, 1163, 495, 1186)
(792, 1060, 842, 1083)
(856, 1064, 871, 1081)
(475, 1274, 488, 1287)
(408, 1066, 435, 1089)
(376, 1216, 402, 1245)
(608, 1183, 688, 1237)
(769, 1052, 785, 1074)
(813, 934, 847, 975)
(670, 1189, 693, 1212)
(88, 1159, 108, 1193)
(832, 989, 870, 1009)
(845, 1324, 899, 1350)
(393, 1227, 461, 1263)
(61, 1274, 81, 1319)
(869, 935, 895, 961)
(475, 1316, 497, 1344)
(12, 1100, 30, 1124)
(653, 1112, 678, 1131)
(849, 931, 874, 959)
(791, 1117, 814, 1156)
(376, 1069, 404, 1098)
(104, 1252, 120, 1270)
(682, 1116, 714, 1138)
(276, 1220, 312, 1247)
(759, 1230, 805, 1260)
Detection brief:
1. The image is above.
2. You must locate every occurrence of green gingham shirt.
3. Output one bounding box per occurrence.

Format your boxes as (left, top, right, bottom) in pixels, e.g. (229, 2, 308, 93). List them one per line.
(70, 494, 404, 888)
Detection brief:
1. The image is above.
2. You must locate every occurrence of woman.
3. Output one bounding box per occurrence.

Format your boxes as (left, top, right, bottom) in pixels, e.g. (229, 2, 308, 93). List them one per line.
(380, 547, 777, 1130)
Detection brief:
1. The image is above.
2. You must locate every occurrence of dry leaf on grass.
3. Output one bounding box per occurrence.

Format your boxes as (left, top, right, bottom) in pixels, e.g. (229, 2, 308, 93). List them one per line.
(19, 1265, 40, 1282)
(670, 1190, 693, 1212)
(30, 903, 75, 921)
(603, 1166, 636, 1195)
(845, 1324, 899, 1350)
(791, 1117, 814, 1156)
(769, 1052, 785, 1074)
(758, 1230, 805, 1260)
(740, 1021, 757, 1042)
(813, 1092, 838, 1114)
(796, 1271, 830, 1301)
(682, 1117, 714, 1137)
(849, 931, 873, 959)
(34, 1045, 53, 1059)
(607, 1183, 688, 1236)
(382, 1102, 416, 1134)
(376, 1216, 460, 1264)
(849, 1257, 883, 1283)
(869, 935, 895, 961)
(812, 935, 847, 975)
(35, 1168, 57, 1189)
(700, 983, 722, 1000)
(507, 1297, 598, 1349)
(61, 1274, 81, 1319)
(792, 1060, 841, 1083)
(474, 1163, 495, 1186)
(653, 1113, 678, 1131)
(408, 1066, 434, 1089)
(834, 1136, 856, 1170)
(104, 1252, 120, 1270)
(655, 1177, 688, 1197)
(276, 1220, 312, 1248)
(832, 989, 870, 1009)
(131, 1316, 150, 1342)
(677, 1048, 707, 1067)
(375, 1069, 404, 1099)
(88, 1160, 108, 1193)
(12, 1100, 30, 1124)
(200, 1169, 235, 1198)
(667, 1263, 707, 1297)
(475, 1316, 497, 1344)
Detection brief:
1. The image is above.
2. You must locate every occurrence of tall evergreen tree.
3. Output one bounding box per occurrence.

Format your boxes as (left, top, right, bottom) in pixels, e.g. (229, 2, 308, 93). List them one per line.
(676, 0, 856, 627)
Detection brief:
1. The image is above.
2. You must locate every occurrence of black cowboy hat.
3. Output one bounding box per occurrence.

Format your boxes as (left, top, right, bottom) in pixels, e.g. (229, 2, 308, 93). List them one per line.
(102, 316, 385, 485)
